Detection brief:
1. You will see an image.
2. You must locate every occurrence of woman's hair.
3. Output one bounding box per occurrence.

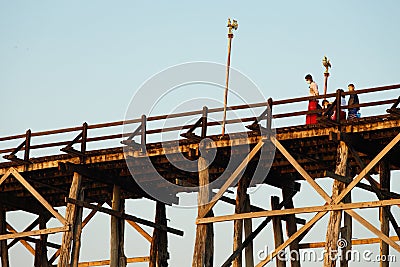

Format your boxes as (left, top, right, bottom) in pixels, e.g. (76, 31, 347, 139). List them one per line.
(305, 74, 313, 80)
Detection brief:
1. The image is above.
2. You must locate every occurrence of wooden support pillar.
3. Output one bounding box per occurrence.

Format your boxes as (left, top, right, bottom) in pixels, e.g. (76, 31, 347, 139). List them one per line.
(58, 172, 82, 267)
(243, 197, 254, 267)
(340, 192, 352, 267)
(110, 185, 126, 267)
(233, 176, 251, 267)
(192, 156, 213, 267)
(271, 196, 285, 267)
(0, 207, 9, 267)
(324, 141, 348, 267)
(379, 160, 390, 267)
(71, 190, 84, 267)
(282, 183, 300, 267)
(149, 202, 168, 267)
(34, 215, 50, 267)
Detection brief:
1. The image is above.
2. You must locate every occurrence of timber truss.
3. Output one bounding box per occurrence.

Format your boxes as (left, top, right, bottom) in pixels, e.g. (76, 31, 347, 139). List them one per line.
(193, 129, 400, 267)
(0, 167, 181, 267)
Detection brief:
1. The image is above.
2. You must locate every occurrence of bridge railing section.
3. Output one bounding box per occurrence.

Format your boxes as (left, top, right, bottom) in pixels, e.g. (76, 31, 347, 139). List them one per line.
(0, 84, 399, 163)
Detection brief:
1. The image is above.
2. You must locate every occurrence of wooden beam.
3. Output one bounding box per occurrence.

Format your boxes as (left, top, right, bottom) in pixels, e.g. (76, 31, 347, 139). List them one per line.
(74, 256, 150, 266)
(34, 215, 50, 267)
(192, 156, 213, 267)
(271, 197, 285, 267)
(65, 198, 183, 236)
(6, 223, 35, 255)
(0, 207, 9, 267)
(282, 183, 300, 267)
(345, 209, 400, 252)
(150, 202, 168, 267)
(324, 141, 348, 267)
(126, 220, 152, 243)
(71, 190, 84, 267)
(110, 185, 125, 267)
(340, 192, 352, 267)
(220, 191, 297, 267)
(58, 172, 82, 267)
(9, 168, 67, 225)
(379, 160, 390, 267)
(233, 175, 251, 267)
(199, 139, 264, 218)
(197, 198, 400, 224)
(243, 197, 254, 267)
(271, 136, 331, 202)
(0, 226, 69, 241)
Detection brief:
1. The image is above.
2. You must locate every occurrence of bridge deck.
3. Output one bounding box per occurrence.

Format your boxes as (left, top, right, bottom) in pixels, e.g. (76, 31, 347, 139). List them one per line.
(0, 114, 399, 211)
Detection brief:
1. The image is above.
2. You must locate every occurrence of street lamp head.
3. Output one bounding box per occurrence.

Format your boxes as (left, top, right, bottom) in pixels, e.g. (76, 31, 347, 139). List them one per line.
(322, 56, 331, 74)
(227, 18, 238, 34)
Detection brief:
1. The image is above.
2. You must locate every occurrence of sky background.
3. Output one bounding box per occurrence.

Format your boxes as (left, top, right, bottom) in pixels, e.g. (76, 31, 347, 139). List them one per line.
(1, 1, 400, 266)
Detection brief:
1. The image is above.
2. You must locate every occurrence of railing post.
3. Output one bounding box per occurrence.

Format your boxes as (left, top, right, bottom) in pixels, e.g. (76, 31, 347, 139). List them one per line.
(201, 106, 208, 138)
(267, 98, 273, 133)
(24, 129, 31, 162)
(335, 89, 342, 123)
(141, 115, 147, 152)
(81, 123, 88, 163)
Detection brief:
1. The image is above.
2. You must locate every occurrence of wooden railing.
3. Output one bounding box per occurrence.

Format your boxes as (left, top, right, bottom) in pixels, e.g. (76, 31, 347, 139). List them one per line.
(0, 84, 399, 163)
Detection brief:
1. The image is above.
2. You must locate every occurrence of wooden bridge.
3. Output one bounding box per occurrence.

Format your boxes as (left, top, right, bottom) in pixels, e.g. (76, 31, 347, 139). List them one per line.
(0, 84, 399, 266)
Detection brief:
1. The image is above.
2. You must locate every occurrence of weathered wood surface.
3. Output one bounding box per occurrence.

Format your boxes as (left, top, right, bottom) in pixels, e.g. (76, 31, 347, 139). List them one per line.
(271, 196, 285, 267)
(324, 141, 348, 267)
(379, 160, 390, 267)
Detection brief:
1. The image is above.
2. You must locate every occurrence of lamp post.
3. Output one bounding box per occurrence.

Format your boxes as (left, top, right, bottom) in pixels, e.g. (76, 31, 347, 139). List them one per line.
(322, 56, 331, 99)
(221, 18, 238, 136)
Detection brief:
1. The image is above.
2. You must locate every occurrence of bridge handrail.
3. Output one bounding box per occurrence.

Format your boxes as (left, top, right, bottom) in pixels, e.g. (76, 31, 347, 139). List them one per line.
(0, 83, 399, 158)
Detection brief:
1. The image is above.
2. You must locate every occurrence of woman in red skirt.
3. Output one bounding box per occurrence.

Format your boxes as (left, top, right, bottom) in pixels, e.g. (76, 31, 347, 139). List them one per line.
(305, 74, 319, 124)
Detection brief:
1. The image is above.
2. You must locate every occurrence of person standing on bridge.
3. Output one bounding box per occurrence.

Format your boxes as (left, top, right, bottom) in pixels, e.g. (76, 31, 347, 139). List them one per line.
(305, 74, 320, 124)
(347, 83, 360, 120)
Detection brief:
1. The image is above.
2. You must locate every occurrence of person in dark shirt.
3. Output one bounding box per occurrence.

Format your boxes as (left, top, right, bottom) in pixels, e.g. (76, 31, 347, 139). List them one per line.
(347, 83, 360, 120)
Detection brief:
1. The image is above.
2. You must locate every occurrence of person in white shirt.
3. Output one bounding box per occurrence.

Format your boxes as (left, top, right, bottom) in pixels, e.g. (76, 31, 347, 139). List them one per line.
(305, 74, 319, 124)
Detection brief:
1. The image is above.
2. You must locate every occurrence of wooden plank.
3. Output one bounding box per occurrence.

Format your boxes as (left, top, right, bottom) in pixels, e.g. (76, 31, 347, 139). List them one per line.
(7, 218, 40, 249)
(324, 141, 348, 267)
(271, 197, 285, 267)
(379, 160, 390, 267)
(126, 220, 152, 242)
(10, 168, 67, 225)
(299, 236, 399, 249)
(196, 198, 400, 224)
(271, 136, 331, 202)
(0, 226, 69, 241)
(76, 256, 150, 266)
(0, 168, 12, 186)
(65, 198, 183, 236)
(6, 224, 35, 255)
(193, 156, 213, 267)
(345, 209, 400, 252)
(58, 172, 82, 267)
(199, 139, 264, 218)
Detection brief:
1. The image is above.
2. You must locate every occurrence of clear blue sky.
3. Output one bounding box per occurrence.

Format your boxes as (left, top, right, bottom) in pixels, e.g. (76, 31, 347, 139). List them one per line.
(1, 1, 400, 266)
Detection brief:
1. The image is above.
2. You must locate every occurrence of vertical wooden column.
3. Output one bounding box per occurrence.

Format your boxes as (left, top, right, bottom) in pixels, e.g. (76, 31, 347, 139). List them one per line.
(119, 199, 127, 267)
(282, 182, 300, 267)
(379, 160, 390, 267)
(340, 192, 352, 267)
(58, 172, 82, 267)
(192, 156, 213, 267)
(324, 141, 348, 267)
(71, 190, 84, 267)
(243, 197, 254, 267)
(150, 202, 168, 267)
(271, 196, 285, 267)
(0, 207, 9, 267)
(233, 176, 251, 267)
(110, 185, 126, 267)
(34, 215, 49, 267)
